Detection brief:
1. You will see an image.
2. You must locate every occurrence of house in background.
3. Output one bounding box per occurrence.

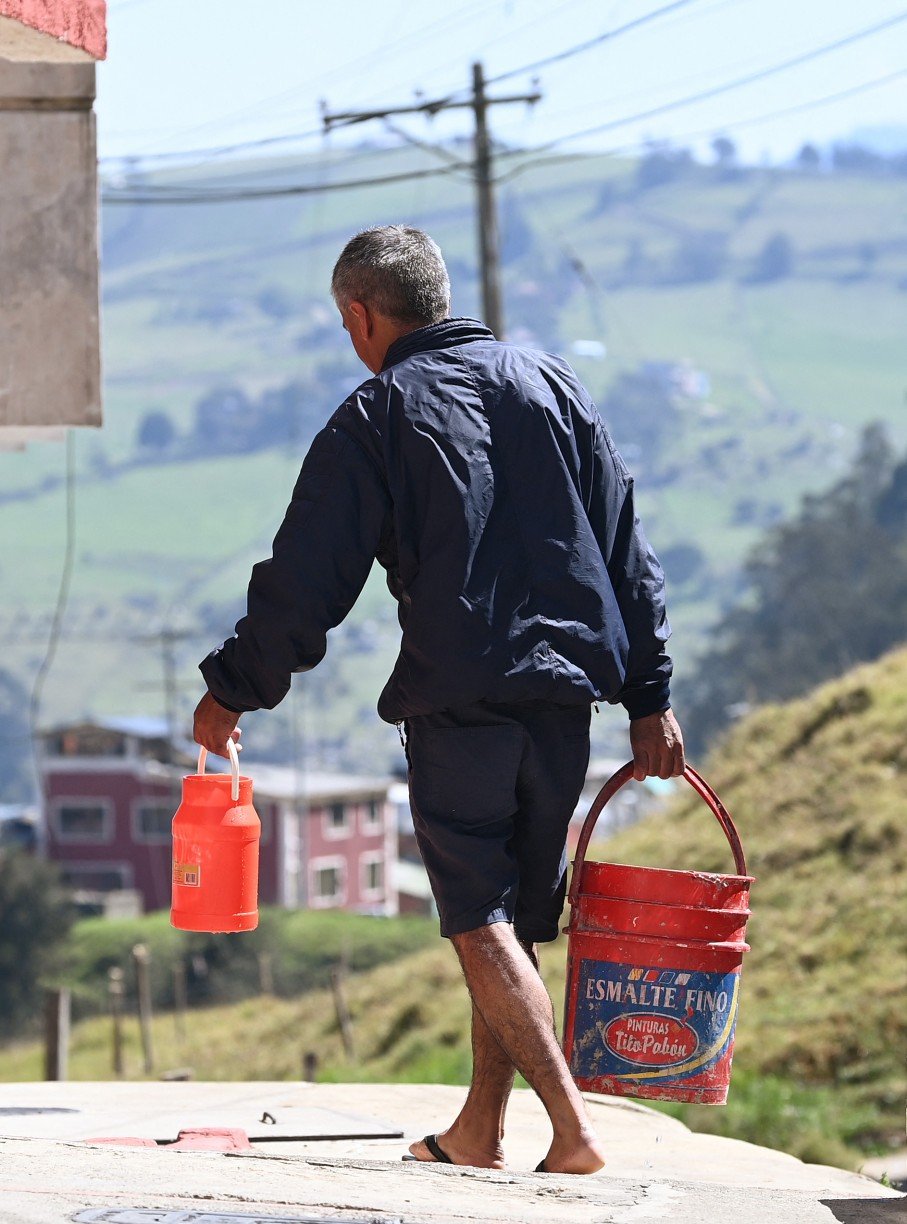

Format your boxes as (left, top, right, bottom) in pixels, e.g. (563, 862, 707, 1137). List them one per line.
(38, 719, 398, 918)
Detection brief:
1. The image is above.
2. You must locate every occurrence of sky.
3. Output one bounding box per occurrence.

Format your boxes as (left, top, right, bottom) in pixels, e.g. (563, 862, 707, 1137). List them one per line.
(97, 0, 907, 169)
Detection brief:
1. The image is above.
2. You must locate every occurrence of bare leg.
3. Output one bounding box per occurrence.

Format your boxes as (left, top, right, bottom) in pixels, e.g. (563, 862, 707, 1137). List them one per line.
(452, 923, 604, 1175)
(408, 940, 540, 1167)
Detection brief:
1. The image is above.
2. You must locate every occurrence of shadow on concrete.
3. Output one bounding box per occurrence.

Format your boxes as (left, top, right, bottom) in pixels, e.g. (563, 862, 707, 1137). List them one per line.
(821, 1199, 907, 1222)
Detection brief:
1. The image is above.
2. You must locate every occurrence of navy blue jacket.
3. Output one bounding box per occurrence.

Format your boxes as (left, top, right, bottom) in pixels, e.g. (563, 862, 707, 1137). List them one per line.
(200, 319, 672, 723)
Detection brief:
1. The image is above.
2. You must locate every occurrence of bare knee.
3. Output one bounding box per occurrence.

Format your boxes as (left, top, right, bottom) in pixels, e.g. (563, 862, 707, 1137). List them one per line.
(450, 923, 539, 973)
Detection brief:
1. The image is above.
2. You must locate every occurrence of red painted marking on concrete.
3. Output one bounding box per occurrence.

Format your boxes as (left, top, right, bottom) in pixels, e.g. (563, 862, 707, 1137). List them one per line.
(167, 1127, 254, 1151)
(81, 1128, 253, 1151)
(0, 0, 107, 59)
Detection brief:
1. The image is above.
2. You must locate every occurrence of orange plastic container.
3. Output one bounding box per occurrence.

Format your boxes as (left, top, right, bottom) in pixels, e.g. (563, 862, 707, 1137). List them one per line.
(170, 742, 260, 933)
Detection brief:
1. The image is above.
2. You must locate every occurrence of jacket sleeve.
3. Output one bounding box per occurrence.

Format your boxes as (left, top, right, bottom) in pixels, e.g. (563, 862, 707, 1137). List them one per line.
(199, 420, 391, 712)
(590, 417, 673, 720)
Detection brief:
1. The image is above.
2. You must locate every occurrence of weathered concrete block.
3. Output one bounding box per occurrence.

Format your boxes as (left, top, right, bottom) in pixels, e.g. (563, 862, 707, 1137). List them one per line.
(0, 53, 101, 429)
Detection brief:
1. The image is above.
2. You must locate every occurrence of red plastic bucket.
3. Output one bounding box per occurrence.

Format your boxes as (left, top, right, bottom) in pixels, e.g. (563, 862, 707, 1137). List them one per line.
(563, 763, 753, 1104)
(170, 743, 260, 934)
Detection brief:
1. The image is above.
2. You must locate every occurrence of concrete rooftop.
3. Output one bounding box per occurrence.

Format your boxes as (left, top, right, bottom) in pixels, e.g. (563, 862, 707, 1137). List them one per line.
(0, 1081, 903, 1224)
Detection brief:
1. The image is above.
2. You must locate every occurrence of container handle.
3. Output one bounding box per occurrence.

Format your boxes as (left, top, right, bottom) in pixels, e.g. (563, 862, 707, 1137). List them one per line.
(568, 762, 747, 907)
(196, 739, 241, 803)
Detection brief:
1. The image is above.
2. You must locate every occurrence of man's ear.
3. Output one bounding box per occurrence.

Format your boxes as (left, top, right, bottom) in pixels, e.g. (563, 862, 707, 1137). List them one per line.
(347, 300, 372, 338)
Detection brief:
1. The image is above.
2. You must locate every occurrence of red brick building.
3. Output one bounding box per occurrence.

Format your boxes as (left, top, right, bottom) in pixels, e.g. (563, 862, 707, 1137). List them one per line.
(38, 719, 397, 917)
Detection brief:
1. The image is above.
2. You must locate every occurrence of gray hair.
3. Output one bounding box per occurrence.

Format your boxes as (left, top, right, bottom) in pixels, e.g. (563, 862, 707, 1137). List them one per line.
(331, 225, 450, 326)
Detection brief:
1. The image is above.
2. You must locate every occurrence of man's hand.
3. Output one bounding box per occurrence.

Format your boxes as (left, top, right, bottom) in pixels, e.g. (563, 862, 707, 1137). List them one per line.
(629, 708, 685, 781)
(193, 691, 242, 758)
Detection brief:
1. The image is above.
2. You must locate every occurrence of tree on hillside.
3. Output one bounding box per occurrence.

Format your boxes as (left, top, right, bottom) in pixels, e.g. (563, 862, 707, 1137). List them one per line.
(711, 136, 739, 181)
(191, 385, 253, 452)
(797, 143, 821, 172)
(831, 143, 883, 174)
(601, 366, 681, 468)
(0, 852, 74, 1035)
(137, 410, 175, 452)
(680, 423, 907, 753)
(747, 232, 793, 283)
(635, 144, 693, 191)
(0, 670, 34, 803)
(668, 231, 727, 283)
(712, 136, 736, 167)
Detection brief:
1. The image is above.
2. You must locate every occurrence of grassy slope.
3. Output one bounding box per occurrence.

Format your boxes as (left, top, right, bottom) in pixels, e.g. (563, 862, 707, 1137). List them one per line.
(2, 649, 904, 1169)
(603, 644, 907, 1164)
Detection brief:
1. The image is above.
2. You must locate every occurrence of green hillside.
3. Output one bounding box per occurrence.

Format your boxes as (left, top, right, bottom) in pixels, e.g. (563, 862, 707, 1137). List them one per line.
(2, 648, 904, 1169)
(602, 643, 907, 1162)
(4, 145, 907, 793)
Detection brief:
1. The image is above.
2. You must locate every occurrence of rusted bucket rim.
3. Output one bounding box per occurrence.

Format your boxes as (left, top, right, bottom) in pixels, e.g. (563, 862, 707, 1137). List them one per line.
(572, 894, 751, 919)
(576, 862, 754, 886)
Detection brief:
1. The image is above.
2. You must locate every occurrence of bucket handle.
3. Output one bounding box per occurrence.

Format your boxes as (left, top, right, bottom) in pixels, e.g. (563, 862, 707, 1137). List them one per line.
(568, 762, 747, 907)
(197, 739, 241, 803)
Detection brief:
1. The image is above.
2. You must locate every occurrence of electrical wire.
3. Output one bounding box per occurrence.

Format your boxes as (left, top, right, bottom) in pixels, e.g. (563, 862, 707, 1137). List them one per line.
(380, 118, 472, 170)
(101, 47, 907, 209)
(28, 431, 77, 788)
(101, 161, 472, 205)
(522, 8, 907, 152)
(100, 125, 330, 168)
(108, 0, 490, 162)
(486, 0, 700, 85)
(494, 65, 907, 183)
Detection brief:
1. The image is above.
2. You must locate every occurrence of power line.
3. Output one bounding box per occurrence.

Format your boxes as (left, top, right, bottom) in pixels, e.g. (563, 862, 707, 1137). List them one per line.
(101, 49, 907, 210)
(495, 65, 907, 184)
(28, 431, 77, 784)
(526, 8, 907, 152)
(101, 161, 471, 205)
(486, 0, 700, 85)
(100, 125, 329, 168)
(102, 1, 491, 163)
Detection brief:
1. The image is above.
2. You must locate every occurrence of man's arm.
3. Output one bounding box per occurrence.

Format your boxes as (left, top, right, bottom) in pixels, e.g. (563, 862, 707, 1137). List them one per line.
(589, 416, 684, 779)
(195, 419, 391, 752)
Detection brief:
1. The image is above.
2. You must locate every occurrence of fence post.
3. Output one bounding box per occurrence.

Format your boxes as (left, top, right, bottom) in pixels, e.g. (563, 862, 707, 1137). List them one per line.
(172, 960, 187, 1041)
(43, 988, 70, 1081)
(330, 963, 355, 1060)
(302, 1050, 318, 1082)
(108, 967, 125, 1076)
(257, 950, 274, 996)
(132, 943, 155, 1073)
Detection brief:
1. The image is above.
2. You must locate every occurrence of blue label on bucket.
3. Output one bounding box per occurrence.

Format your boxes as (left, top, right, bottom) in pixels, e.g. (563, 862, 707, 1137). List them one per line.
(570, 959, 739, 1083)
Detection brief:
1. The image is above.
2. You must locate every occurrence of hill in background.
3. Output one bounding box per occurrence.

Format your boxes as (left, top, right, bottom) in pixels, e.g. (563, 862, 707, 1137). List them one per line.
(3, 645, 903, 1169)
(4, 144, 907, 798)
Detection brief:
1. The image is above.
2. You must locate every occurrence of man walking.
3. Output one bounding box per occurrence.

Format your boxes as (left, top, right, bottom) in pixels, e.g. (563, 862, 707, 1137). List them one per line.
(194, 225, 684, 1175)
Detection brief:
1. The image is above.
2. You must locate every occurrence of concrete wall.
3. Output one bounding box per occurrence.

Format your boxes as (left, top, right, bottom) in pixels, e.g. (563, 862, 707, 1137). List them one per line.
(0, 45, 101, 431)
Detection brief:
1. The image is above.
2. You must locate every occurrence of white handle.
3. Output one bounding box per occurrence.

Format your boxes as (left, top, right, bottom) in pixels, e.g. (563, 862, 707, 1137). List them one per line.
(197, 739, 240, 802)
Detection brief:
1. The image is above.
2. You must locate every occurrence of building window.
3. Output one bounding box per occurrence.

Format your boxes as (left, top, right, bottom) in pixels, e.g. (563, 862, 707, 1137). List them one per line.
(323, 802, 350, 839)
(60, 864, 131, 892)
(361, 798, 384, 833)
(361, 853, 384, 898)
(52, 800, 112, 843)
(132, 802, 173, 845)
(310, 857, 346, 907)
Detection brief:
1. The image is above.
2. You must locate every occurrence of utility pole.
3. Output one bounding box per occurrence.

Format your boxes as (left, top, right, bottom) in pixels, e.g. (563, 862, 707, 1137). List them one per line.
(323, 63, 540, 340)
(136, 626, 196, 767)
(471, 62, 504, 340)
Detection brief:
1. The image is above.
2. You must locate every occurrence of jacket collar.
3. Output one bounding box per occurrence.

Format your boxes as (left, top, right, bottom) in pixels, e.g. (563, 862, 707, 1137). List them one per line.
(381, 317, 494, 372)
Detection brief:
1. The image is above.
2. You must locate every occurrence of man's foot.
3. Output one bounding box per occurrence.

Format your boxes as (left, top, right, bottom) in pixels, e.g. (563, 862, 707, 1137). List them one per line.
(536, 1128, 606, 1175)
(407, 1125, 506, 1169)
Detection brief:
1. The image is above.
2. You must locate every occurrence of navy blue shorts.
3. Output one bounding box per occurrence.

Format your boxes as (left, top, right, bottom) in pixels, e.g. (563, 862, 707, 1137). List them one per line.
(405, 700, 591, 942)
